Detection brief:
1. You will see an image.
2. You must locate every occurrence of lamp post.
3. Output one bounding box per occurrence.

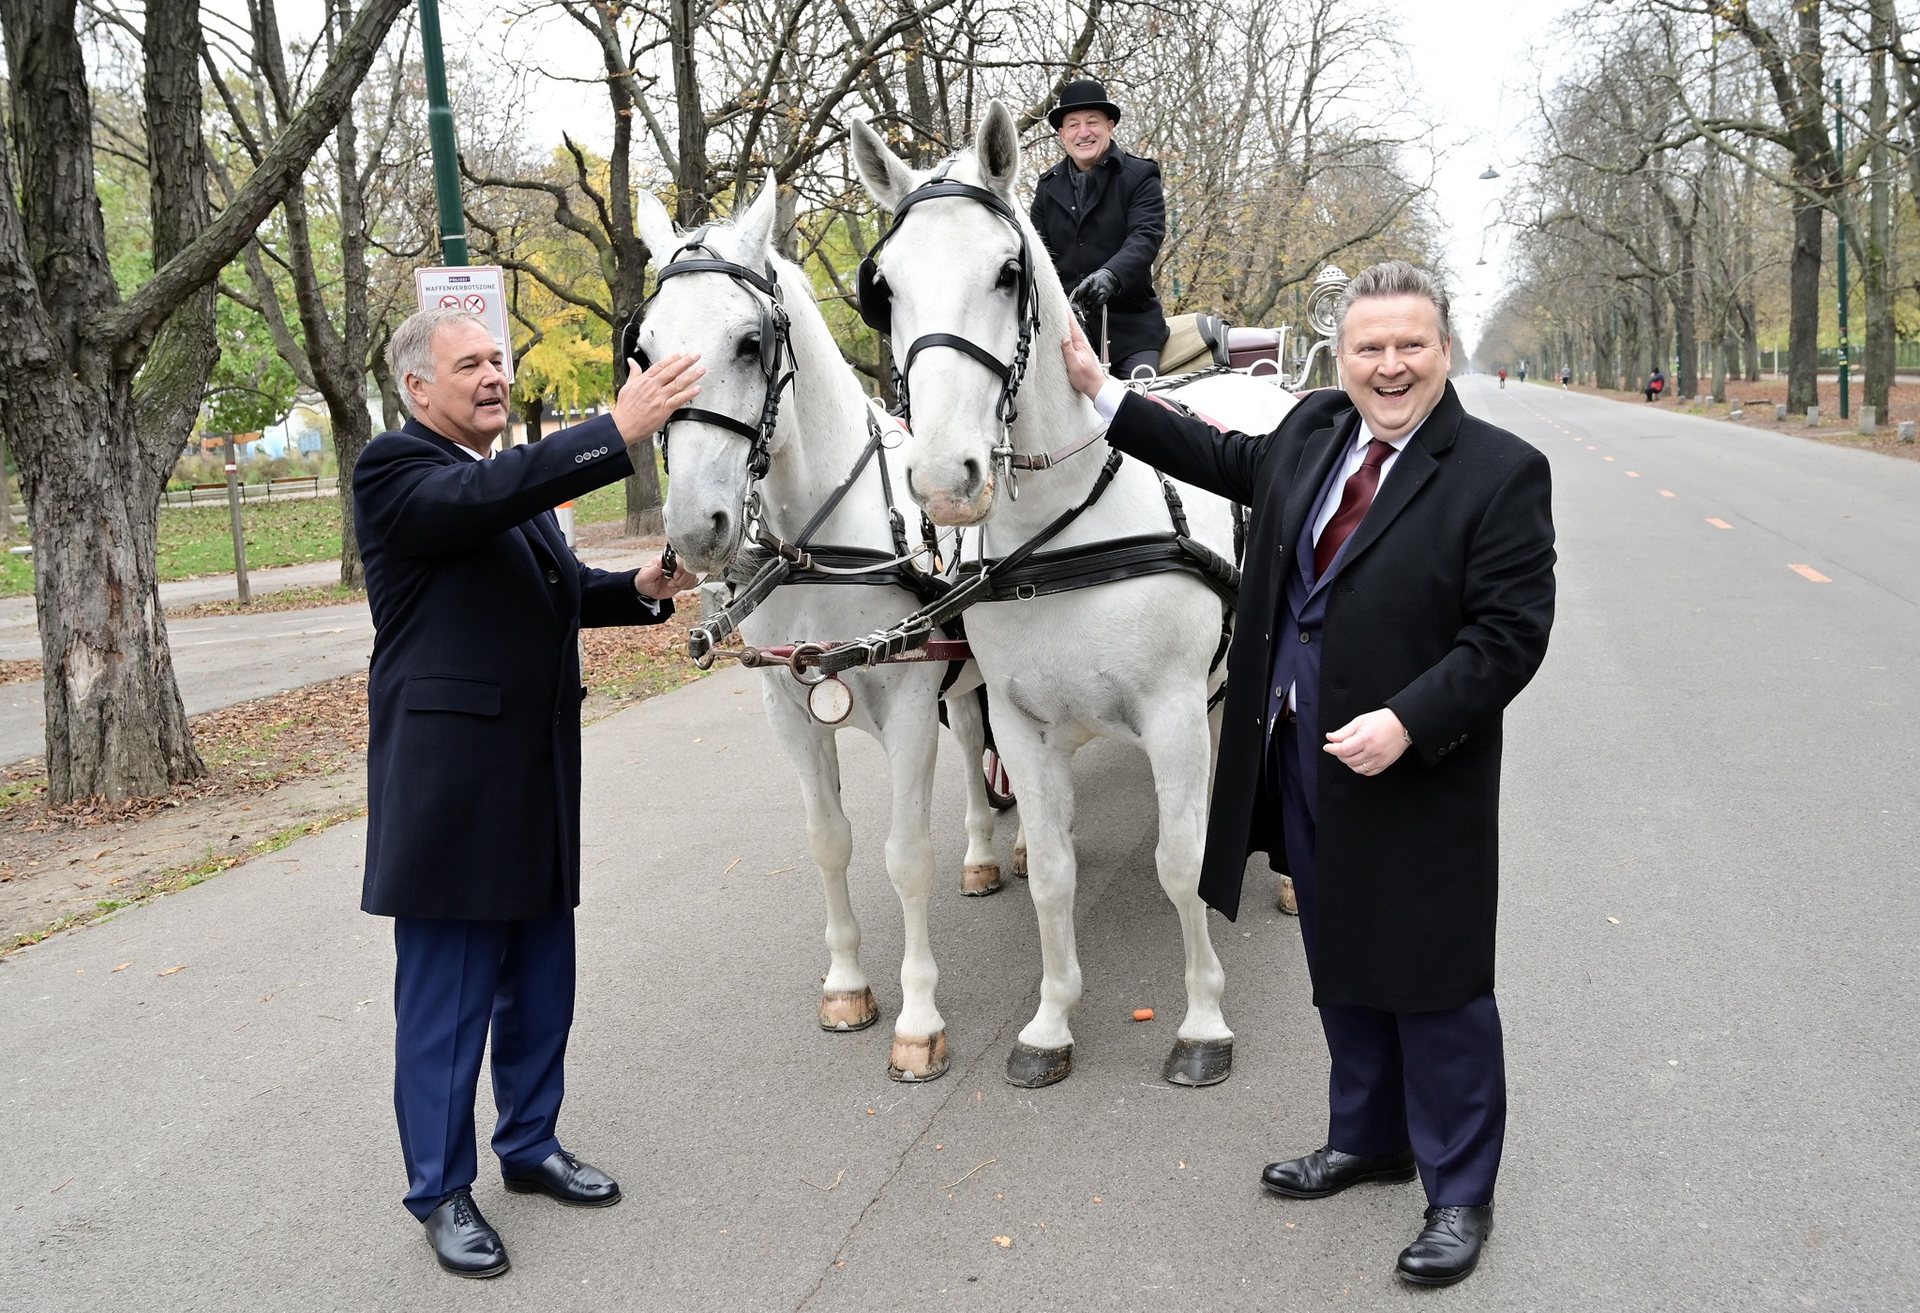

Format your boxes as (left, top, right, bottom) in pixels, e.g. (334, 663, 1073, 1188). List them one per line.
(420, 0, 468, 266)
(1834, 78, 1850, 420)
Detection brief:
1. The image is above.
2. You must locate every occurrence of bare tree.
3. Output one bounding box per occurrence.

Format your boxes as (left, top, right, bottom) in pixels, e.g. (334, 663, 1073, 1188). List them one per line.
(0, 0, 408, 801)
(208, 0, 428, 588)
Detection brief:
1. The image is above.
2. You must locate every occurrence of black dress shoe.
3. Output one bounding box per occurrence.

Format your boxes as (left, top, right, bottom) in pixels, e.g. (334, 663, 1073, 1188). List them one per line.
(1260, 1145, 1418, 1199)
(1396, 1204, 1494, 1286)
(423, 1188, 509, 1279)
(502, 1149, 622, 1207)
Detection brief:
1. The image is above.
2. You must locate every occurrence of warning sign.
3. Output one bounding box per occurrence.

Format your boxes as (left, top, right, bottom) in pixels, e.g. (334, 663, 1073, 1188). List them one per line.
(414, 266, 514, 382)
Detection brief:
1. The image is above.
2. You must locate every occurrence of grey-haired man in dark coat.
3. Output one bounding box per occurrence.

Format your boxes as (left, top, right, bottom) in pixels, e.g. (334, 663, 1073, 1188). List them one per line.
(354, 308, 702, 1278)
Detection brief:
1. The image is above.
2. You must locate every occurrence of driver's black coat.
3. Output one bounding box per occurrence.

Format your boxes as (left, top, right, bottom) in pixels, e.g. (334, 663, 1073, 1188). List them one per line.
(1029, 145, 1169, 366)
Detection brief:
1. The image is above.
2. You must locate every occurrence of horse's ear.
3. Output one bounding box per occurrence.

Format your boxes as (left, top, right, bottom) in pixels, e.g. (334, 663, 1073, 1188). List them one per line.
(975, 101, 1021, 198)
(733, 179, 779, 259)
(635, 191, 679, 269)
(851, 118, 915, 210)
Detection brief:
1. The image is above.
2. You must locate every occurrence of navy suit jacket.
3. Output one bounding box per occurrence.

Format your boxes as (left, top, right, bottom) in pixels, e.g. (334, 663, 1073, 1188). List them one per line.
(352, 416, 671, 921)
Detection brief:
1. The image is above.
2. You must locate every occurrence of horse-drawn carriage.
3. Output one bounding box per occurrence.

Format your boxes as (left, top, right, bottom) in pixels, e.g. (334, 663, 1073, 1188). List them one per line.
(616, 102, 1346, 1092)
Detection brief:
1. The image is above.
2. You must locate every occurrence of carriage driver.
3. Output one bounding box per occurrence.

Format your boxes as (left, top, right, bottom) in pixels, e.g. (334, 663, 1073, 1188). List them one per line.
(1030, 78, 1170, 378)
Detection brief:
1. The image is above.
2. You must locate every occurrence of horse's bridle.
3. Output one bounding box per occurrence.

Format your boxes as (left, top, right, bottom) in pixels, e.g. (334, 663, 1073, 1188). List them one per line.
(619, 229, 796, 482)
(858, 169, 1043, 497)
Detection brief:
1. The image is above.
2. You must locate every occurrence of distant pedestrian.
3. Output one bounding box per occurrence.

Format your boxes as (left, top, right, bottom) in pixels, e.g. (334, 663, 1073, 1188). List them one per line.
(1497, 367, 1507, 389)
(1559, 366, 1571, 389)
(1645, 367, 1665, 403)
(1517, 365, 1527, 383)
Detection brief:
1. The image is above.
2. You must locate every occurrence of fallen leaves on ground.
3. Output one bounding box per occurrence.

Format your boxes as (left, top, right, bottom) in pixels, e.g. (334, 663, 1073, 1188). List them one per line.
(0, 659, 41, 687)
(0, 591, 711, 951)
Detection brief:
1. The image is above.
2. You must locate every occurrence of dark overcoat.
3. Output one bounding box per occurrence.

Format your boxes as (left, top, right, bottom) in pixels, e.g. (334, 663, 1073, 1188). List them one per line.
(352, 415, 671, 921)
(1106, 382, 1556, 1011)
(1029, 146, 1169, 366)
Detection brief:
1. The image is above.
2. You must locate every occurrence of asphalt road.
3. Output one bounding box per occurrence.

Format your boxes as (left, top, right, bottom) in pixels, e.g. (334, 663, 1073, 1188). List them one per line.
(0, 376, 1915, 1311)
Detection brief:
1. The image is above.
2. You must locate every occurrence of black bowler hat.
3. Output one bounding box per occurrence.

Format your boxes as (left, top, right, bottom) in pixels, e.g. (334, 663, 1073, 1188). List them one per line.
(1048, 78, 1122, 130)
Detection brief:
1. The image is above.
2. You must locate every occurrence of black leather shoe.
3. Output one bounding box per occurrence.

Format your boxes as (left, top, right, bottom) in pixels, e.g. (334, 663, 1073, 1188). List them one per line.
(1396, 1204, 1494, 1286)
(502, 1149, 622, 1207)
(423, 1188, 509, 1279)
(1260, 1145, 1418, 1199)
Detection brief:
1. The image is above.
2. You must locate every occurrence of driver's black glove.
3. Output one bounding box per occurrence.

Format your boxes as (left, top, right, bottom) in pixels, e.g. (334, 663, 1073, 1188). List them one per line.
(1068, 268, 1120, 317)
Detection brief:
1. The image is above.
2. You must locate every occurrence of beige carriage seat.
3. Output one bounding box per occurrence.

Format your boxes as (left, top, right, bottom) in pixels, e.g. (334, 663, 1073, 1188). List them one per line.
(1158, 313, 1231, 376)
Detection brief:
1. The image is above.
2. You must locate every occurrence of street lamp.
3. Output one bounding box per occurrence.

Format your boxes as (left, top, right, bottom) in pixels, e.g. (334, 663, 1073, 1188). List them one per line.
(1479, 165, 1501, 181)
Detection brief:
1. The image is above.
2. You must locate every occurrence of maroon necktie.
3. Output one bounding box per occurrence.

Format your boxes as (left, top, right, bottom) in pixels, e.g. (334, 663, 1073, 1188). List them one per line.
(1313, 439, 1393, 580)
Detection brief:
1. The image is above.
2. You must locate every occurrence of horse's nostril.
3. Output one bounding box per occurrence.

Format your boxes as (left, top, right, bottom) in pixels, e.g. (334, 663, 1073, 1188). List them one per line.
(710, 511, 730, 541)
(962, 459, 982, 493)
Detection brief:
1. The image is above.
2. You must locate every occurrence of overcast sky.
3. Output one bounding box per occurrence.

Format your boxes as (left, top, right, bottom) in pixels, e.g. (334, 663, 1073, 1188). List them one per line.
(1394, 1, 1582, 348)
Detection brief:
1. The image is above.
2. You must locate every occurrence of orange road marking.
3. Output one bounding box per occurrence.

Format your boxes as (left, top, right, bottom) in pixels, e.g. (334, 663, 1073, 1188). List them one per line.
(1659, 489, 1676, 498)
(1788, 564, 1832, 583)
(1625, 471, 1641, 478)
(1603, 455, 1617, 462)
(1705, 518, 1732, 529)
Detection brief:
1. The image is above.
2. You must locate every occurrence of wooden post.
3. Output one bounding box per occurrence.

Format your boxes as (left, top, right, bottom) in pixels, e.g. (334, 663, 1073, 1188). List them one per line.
(223, 434, 251, 604)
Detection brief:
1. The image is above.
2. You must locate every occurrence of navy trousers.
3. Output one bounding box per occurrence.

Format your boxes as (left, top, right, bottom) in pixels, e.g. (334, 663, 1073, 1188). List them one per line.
(1272, 716, 1506, 1207)
(392, 907, 575, 1220)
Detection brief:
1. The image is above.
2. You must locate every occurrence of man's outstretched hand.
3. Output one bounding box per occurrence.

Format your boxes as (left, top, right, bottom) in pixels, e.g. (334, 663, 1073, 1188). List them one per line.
(634, 553, 700, 600)
(612, 353, 705, 448)
(1060, 316, 1107, 401)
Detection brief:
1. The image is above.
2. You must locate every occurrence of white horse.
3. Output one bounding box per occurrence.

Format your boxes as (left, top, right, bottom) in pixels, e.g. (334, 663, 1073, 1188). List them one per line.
(631, 184, 1001, 1082)
(852, 104, 1301, 1087)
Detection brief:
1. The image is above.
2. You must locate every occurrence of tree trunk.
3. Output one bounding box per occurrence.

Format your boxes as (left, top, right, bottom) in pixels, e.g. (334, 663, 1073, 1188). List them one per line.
(1671, 244, 1698, 400)
(0, 0, 403, 800)
(1786, 197, 1822, 413)
(0, 420, 13, 542)
(1862, 0, 1894, 426)
(25, 381, 204, 799)
(524, 394, 545, 443)
(0, 0, 208, 799)
(370, 327, 403, 433)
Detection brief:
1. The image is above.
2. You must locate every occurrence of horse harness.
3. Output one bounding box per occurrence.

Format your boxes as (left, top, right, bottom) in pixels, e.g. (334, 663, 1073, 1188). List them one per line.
(831, 174, 1244, 688)
(618, 227, 795, 483)
(858, 165, 1043, 500)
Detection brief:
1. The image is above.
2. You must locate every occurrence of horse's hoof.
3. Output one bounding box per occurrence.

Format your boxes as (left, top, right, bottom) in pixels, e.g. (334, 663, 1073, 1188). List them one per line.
(961, 861, 1003, 896)
(1276, 875, 1299, 917)
(1005, 1041, 1073, 1088)
(887, 1030, 951, 1082)
(1162, 1036, 1233, 1087)
(819, 987, 879, 1032)
(1012, 846, 1029, 879)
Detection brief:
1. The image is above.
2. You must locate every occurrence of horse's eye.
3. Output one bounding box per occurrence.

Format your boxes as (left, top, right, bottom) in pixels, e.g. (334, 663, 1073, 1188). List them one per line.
(994, 259, 1020, 292)
(737, 332, 761, 360)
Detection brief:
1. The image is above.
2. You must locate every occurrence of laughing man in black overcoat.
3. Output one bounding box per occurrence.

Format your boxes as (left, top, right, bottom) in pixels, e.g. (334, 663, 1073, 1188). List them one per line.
(1063, 260, 1556, 1287)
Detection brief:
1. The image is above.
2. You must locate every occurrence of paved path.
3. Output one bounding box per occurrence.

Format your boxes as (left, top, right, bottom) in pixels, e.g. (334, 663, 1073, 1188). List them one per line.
(0, 549, 650, 765)
(1, 376, 1915, 1311)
